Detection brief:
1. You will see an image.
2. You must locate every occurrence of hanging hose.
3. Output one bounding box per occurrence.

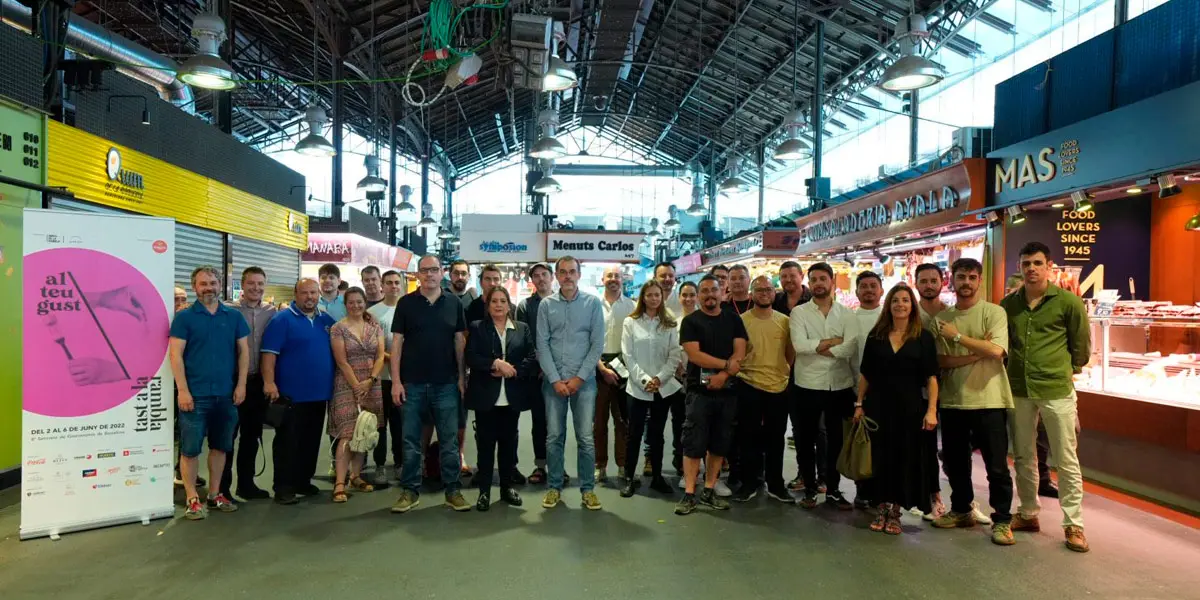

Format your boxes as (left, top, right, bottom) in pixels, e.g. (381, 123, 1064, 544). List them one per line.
(401, 0, 509, 107)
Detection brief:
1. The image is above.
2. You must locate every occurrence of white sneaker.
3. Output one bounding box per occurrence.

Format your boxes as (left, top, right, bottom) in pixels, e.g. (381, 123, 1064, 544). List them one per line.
(714, 479, 733, 498)
(373, 466, 390, 486)
(678, 475, 689, 490)
(970, 501, 993, 525)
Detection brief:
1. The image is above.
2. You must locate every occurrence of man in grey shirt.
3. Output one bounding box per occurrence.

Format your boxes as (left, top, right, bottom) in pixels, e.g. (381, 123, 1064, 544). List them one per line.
(221, 266, 276, 501)
(447, 259, 478, 311)
(536, 256, 605, 511)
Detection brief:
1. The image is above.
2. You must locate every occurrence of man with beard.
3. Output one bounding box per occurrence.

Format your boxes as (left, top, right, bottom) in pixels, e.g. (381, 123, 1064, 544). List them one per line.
(317, 263, 346, 321)
(772, 261, 813, 315)
(709, 265, 730, 299)
(448, 259, 478, 311)
(931, 258, 1016, 546)
(169, 266, 250, 520)
(1001, 242, 1091, 553)
(594, 265, 634, 482)
(361, 266, 384, 308)
(723, 265, 753, 315)
(465, 263, 504, 325)
(654, 262, 683, 319)
(675, 275, 747, 515)
(174, 286, 189, 313)
(221, 267, 276, 501)
(650, 261, 685, 476)
(849, 270, 883, 510)
(515, 263, 557, 484)
(915, 263, 948, 329)
(789, 262, 859, 510)
(261, 278, 337, 505)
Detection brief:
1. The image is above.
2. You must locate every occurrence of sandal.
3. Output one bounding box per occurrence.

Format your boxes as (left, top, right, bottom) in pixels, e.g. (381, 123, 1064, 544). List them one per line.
(885, 506, 903, 535)
(349, 477, 375, 493)
(333, 482, 349, 503)
(528, 467, 546, 485)
(869, 504, 889, 532)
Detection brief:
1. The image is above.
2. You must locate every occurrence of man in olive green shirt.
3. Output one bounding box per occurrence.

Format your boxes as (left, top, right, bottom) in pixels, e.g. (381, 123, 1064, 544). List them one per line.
(1000, 241, 1091, 554)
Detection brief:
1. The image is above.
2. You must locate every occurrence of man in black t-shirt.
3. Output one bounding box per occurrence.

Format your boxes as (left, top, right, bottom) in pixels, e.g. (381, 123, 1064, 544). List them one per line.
(675, 275, 748, 515)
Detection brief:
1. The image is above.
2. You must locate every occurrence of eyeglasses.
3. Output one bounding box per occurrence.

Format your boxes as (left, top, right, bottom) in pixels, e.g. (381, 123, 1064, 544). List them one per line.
(418, 267, 441, 275)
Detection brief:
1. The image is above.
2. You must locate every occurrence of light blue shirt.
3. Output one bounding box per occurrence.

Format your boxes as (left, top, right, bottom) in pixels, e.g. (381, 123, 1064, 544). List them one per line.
(536, 289, 605, 383)
(319, 294, 346, 321)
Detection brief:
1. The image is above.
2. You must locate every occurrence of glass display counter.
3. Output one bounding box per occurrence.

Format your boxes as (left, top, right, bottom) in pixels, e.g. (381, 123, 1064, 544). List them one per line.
(1078, 313, 1200, 410)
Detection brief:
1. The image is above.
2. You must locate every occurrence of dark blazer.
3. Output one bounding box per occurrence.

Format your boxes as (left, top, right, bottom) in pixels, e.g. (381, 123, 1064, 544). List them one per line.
(465, 318, 539, 412)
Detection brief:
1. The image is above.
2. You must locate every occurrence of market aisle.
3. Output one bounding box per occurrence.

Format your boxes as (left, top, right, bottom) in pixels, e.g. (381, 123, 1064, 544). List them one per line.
(0, 412, 1197, 600)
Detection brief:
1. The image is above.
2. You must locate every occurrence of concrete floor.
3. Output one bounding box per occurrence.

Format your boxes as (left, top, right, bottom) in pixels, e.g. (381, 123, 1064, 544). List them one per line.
(1, 412, 1198, 600)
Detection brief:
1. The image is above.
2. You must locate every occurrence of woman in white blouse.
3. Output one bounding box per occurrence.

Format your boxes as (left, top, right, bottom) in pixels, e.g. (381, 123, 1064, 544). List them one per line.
(620, 281, 683, 498)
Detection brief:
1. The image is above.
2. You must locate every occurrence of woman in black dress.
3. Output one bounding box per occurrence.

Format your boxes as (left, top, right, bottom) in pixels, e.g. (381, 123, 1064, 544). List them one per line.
(854, 285, 939, 535)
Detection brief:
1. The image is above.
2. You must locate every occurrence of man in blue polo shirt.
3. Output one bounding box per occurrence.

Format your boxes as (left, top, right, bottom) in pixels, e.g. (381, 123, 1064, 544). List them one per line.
(261, 278, 337, 505)
(169, 266, 250, 521)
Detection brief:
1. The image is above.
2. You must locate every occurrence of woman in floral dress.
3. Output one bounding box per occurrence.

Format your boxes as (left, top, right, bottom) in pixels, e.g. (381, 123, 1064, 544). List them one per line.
(329, 287, 385, 503)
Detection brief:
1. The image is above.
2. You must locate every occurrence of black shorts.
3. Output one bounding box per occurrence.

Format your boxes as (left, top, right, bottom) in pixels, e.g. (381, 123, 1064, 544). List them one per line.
(681, 390, 737, 458)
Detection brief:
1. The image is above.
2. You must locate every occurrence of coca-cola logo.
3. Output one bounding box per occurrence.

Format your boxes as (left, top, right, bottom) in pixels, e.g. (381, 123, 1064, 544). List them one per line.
(152, 240, 168, 254)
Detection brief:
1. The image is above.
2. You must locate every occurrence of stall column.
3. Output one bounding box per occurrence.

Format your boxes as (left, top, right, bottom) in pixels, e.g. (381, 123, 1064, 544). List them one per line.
(215, 0, 234, 135)
(808, 20, 826, 210)
(908, 89, 920, 167)
(330, 26, 349, 222)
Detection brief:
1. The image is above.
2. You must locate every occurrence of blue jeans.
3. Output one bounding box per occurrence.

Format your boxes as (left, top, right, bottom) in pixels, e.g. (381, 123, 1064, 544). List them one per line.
(178, 395, 238, 457)
(544, 378, 597, 492)
(400, 383, 462, 495)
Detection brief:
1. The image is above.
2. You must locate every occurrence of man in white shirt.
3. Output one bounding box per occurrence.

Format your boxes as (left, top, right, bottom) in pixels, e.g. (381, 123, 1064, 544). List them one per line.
(789, 262, 859, 510)
(654, 261, 683, 319)
(850, 270, 883, 510)
(367, 270, 405, 486)
(595, 265, 635, 481)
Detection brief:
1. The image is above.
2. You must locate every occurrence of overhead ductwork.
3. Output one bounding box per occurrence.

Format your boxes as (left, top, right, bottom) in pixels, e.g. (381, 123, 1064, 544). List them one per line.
(581, 0, 650, 126)
(1, 0, 194, 110)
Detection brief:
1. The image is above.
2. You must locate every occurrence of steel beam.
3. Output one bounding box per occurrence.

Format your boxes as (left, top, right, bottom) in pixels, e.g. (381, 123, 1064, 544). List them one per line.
(613, 0, 683, 135)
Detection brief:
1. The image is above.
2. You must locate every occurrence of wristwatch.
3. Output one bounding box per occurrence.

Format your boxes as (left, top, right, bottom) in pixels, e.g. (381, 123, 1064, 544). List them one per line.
(952, 333, 963, 344)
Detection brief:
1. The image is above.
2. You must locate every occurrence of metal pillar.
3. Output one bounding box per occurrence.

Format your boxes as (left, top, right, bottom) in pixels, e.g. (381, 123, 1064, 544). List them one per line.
(810, 21, 825, 204)
(215, 0, 233, 134)
(1115, 0, 1129, 26)
(707, 160, 718, 225)
(757, 145, 766, 225)
(420, 148, 431, 216)
(908, 89, 920, 167)
(388, 119, 398, 246)
(330, 28, 348, 222)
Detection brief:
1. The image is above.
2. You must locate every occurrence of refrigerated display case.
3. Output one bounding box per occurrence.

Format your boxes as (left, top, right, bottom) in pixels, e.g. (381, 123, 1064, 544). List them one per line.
(1079, 313, 1200, 409)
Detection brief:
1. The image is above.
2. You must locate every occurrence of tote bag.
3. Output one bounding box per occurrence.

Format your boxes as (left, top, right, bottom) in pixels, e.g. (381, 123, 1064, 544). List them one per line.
(837, 416, 878, 481)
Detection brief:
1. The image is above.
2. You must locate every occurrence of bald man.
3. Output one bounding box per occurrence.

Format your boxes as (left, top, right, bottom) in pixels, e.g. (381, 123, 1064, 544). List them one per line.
(594, 265, 634, 481)
(261, 278, 338, 505)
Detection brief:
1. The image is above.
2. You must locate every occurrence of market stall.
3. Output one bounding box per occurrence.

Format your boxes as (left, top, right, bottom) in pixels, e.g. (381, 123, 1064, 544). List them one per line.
(302, 231, 415, 289)
(545, 230, 645, 296)
(987, 79, 1200, 513)
(457, 213, 546, 303)
(699, 229, 804, 285)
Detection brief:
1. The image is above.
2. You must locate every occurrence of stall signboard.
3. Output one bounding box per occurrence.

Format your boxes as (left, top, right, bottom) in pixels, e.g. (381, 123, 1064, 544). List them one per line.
(762, 230, 801, 254)
(672, 253, 702, 275)
(701, 232, 763, 264)
(0, 101, 45, 207)
(792, 159, 987, 255)
(47, 122, 308, 250)
(21, 209, 176, 539)
(303, 232, 413, 268)
(304, 232, 353, 263)
(1003, 195, 1151, 300)
(546, 231, 643, 263)
(459, 230, 546, 263)
(989, 80, 1200, 207)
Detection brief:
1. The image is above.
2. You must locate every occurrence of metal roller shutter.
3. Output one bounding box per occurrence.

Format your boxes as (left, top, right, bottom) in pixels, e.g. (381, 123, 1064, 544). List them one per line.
(50, 196, 121, 214)
(174, 224, 225, 298)
(230, 235, 300, 303)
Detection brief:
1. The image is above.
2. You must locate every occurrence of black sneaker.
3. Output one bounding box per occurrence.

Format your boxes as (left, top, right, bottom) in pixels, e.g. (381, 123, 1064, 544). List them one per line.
(699, 488, 730, 510)
(675, 493, 698, 515)
(731, 484, 759, 503)
(237, 485, 271, 500)
(648, 476, 674, 495)
(274, 490, 299, 505)
(799, 494, 818, 510)
(620, 478, 640, 498)
(510, 469, 528, 486)
(826, 491, 853, 510)
(766, 486, 796, 505)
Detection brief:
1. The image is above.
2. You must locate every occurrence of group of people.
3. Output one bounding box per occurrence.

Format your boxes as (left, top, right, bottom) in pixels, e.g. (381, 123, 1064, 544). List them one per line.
(165, 240, 1091, 553)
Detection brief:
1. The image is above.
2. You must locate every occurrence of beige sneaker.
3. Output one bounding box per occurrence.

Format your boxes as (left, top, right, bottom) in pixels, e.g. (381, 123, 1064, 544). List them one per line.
(542, 489, 562, 509)
(581, 491, 603, 511)
(444, 491, 471, 512)
(390, 490, 420, 513)
(1064, 526, 1090, 553)
(991, 523, 1016, 546)
(932, 511, 977, 529)
(1012, 514, 1041, 532)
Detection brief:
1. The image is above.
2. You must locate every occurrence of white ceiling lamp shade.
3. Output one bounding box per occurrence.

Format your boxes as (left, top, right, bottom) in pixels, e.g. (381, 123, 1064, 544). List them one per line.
(774, 108, 813, 161)
(438, 216, 456, 240)
(543, 55, 578, 92)
(720, 156, 751, 195)
(533, 160, 562, 194)
(418, 201, 438, 228)
(396, 184, 416, 213)
(530, 108, 567, 159)
(356, 154, 388, 192)
(646, 217, 661, 239)
(179, 13, 237, 90)
(879, 14, 946, 92)
(294, 104, 337, 156)
(685, 176, 707, 216)
(663, 206, 680, 229)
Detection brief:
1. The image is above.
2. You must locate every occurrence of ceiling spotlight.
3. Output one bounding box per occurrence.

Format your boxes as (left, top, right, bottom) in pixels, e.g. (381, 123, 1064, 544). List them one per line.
(880, 15, 946, 91)
(685, 200, 707, 216)
(533, 174, 562, 194)
(1070, 191, 1093, 212)
(543, 55, 577, 92)
(1158, 174, 1181, 199)
(1006, 204, 1026, 225)
(774, 109, 812, 161)
(178, 13, 237, 90)
(396, 184, 416, 213)
(872, 249, 892, 265)
(356, 155, 388, 192)
(140, 109, 151, 125)
(294, 104, 336, 156)
(1185, 212, 1200, 232)
(418, 205, 438, 227)
(530, 136, 567, 160)
(664, 215, 681, 228)
(719, 156, 750, 194)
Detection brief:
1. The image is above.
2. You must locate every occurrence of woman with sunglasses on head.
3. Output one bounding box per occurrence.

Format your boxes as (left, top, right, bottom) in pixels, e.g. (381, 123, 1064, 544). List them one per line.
(329, 287, 386, 503)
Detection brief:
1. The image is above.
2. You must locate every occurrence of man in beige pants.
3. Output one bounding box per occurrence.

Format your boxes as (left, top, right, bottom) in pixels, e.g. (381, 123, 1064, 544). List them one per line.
(1000, 241, 1091, 553)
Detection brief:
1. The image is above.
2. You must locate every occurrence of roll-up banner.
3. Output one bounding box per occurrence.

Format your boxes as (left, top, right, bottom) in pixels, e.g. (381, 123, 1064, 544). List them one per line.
(21, 209, 176, 540)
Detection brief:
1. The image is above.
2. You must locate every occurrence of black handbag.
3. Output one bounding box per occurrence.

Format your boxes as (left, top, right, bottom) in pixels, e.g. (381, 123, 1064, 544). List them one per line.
(264, 395, 293, 429)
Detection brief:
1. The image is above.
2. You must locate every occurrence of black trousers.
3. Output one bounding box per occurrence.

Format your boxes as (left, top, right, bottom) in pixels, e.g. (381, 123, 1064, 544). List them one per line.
(623, 391, 676, 480)
(220, 374, 267, 492)
(734, 383, 790, 490)
(940, 407, 1013, 524)
(788, 384, 827, 480)
(373, 380, 404, 468)
(794, 387, 854, 497)
(474, 405, 520, 492)
(530, 387, 548, 464)
(272, 400, 328, 494)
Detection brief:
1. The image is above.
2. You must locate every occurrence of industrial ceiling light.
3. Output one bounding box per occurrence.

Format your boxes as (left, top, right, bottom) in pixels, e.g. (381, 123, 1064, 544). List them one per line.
(685, 173, 707, 216)
(543, 55, 577, 92)
(720, 156, 750, 194)
(880, 14, 945, 92)
(1006, 205, 1027, 225)
(418, 202, 437, 227)
(530, 108, 567, 159)
(178, 12, 237, 90)
(533, 160, 562, 194)
(396, 184, 416, 213)
(647, 218, 661, 238)
(438, 228, 455, 240)
(774, 109, 813, 161)
(356, 155, 387, 192)
(294, 104, 336, 156)
(1070, 190, 1093, 212)
(1158, 174, 1182, 199)
(664, 207, 680, 229)
(1185, 212, 1200, 232)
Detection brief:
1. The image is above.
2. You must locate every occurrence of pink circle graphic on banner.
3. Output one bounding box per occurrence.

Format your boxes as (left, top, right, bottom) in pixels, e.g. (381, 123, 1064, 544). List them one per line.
(23, 248, 169, 418)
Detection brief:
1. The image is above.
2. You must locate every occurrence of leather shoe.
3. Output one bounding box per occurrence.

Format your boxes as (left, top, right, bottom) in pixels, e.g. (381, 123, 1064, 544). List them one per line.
(500, 488, 522, 507)
(649, 476, 674, 495)
(620, 478, 641, 498)
(476, 493, 491, 512)
(237, 485, 271, 500)
(274, 491, 299, 505)
(1038, 482, 1060, 499)
(298, 483, 321, 496)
